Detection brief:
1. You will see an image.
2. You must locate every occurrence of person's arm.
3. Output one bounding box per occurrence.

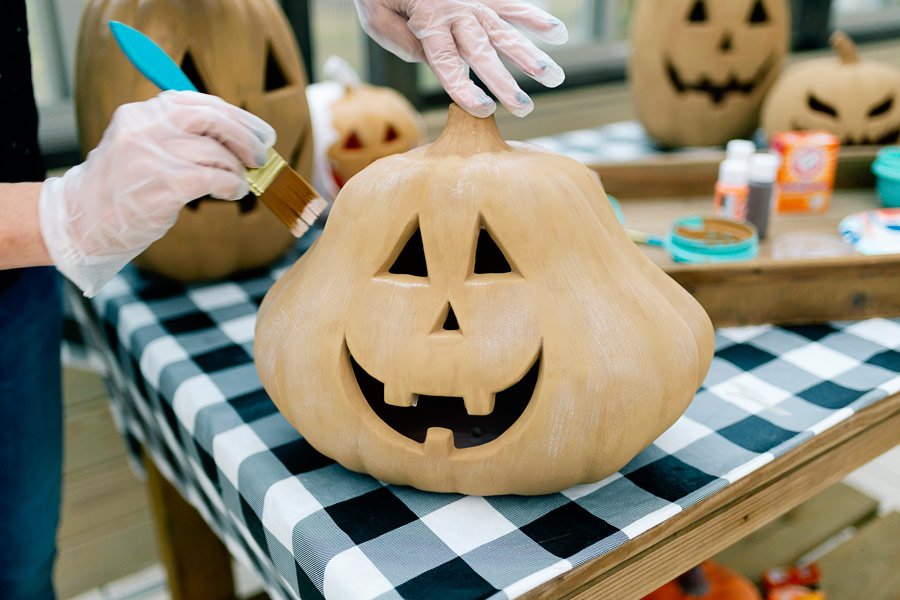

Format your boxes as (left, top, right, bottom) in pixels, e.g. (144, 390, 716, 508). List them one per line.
(8, 91, 275, 297)
(0, 182, 50, 269)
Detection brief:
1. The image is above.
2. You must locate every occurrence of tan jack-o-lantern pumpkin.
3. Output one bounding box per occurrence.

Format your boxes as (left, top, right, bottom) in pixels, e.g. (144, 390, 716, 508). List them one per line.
(75, 0, 313, 281)
(762, 31, 900, 146)
(254, 105, 715, 496)
(629, 0, 789, 148)
(307, 57, 425, 201)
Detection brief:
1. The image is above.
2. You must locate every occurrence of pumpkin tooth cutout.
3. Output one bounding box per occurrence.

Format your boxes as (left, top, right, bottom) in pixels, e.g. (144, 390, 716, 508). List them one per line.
(424, 428, 455, 460)
(763, 31, 900, 146)
(255, 104, 714, 495)
(630, 0, 789, 147)
(383, 383, 417, 408)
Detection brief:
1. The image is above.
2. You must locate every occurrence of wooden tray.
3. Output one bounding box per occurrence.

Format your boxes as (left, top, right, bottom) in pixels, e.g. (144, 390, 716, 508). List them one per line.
(620, 190, 900, 327)
(593, 145, 880, 200)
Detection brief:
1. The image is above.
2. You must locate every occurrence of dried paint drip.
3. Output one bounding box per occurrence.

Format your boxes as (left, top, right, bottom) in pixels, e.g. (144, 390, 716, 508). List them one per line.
(674, 218, 753, 244)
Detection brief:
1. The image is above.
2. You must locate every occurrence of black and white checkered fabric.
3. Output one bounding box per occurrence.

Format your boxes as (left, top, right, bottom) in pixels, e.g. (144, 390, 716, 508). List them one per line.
(69, 225, 900, 600)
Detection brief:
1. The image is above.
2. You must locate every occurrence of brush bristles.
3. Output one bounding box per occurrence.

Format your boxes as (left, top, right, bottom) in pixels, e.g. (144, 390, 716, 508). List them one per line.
(260, 166, 327, 238)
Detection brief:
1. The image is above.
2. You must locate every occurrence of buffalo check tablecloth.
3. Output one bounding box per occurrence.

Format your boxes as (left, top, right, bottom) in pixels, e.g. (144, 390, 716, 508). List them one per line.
(67, 222, 900, 600)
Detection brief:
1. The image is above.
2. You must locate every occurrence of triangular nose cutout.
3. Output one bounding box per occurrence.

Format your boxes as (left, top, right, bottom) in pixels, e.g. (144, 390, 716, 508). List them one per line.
(433, 302, 461, 334)
(442, 304, 460, 331)
(718, 32, 733, 53)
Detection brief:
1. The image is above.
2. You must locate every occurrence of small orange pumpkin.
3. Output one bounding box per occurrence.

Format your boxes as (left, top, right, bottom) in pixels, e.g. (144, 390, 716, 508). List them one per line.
(307, 57, 424, 200)
(642, 562, 762, 600)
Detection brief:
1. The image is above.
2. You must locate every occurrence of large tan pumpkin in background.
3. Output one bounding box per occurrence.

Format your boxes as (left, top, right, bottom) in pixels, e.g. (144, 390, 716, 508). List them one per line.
(255, 105, 715, 496)
(75, 0, 313, 281)
(762, 31, 900, 146)
(629, 0, 789, 147)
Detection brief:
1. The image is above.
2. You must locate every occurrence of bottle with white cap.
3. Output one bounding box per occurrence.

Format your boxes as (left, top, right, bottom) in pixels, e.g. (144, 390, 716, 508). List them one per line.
(746, 153, 780, 239)
(714, 158, 750, 222)
(726, 139, 756, 164)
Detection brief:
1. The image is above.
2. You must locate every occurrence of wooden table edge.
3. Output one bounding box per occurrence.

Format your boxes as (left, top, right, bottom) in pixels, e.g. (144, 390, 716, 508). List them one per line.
(522, 391, 900, 600)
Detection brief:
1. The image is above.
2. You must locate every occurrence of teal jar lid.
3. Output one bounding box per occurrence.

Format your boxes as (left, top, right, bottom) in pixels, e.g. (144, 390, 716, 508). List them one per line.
(665, 216, 759, 263)
(873, 146, 900, 181)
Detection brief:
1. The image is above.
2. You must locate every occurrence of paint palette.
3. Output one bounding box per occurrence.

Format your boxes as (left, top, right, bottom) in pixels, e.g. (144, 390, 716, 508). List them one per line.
(839, 208, 900, 255)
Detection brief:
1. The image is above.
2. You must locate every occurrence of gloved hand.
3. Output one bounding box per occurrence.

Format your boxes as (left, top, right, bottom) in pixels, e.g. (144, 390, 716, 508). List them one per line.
(39, 90, 275, 297)
(354, 0, 568, 118)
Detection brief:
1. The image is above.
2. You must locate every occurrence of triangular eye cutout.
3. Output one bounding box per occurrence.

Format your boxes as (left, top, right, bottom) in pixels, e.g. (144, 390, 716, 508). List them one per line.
(264, 43, 290, 91)
(748, 0, 769, 24)
(808, 94, 838, 118)
(388, 223, 428, 277)
(688, 0, 707, 22)
(473, 225, 512, 274)
(180, 51, 208, 94)
(442, 304, 460, 331)
(237, 194, 258, 214)
(869, 95, 894, 118)
(385, 124, 399, 142)
(344, 131, 363, 150)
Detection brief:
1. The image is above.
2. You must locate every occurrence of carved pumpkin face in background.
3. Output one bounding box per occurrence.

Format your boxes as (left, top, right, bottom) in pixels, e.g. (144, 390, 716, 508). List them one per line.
(255, 105, 715, 496)
(326, 86, 425, 189)
(75, 0, 313, 281)
(629, 0, 789, 147)
(762, 32, 900, 146)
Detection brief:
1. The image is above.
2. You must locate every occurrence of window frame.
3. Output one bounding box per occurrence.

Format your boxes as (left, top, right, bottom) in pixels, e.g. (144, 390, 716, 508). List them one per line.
(29, 0, 900, 165)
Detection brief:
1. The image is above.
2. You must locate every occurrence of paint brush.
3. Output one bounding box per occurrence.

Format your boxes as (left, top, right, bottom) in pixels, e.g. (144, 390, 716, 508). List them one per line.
(109, 21, 326, 238)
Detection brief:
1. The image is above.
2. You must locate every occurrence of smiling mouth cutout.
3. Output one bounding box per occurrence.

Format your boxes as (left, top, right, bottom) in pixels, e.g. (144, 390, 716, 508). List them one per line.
(348, 346, 541, 450)
(666, 54, 775, 104)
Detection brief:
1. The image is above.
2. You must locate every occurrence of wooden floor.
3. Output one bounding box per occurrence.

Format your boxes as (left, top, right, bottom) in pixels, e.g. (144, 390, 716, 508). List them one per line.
(57, 367, 159, 599)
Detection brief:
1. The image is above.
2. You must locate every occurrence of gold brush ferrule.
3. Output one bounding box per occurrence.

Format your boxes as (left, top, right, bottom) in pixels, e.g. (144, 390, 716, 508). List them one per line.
(245, 148, 287, 196)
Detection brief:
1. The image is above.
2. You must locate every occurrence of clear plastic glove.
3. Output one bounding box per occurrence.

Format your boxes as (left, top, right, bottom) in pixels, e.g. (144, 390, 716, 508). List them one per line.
(354, 0, 568, 118)
(39, 90, 275, 297)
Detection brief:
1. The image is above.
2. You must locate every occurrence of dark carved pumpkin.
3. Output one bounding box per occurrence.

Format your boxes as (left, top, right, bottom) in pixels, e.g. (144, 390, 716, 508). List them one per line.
(629, 0, 790, 147)
(75, 0, 313, 280)
(762, 31, 900, 146)
(254, 105, 714, 496)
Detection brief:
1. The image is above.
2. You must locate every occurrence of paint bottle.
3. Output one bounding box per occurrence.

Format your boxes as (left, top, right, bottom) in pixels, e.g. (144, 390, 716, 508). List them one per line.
(714, 159, 750, 222)
(726, 139, 756, 164)
(746, 153, 780, 240)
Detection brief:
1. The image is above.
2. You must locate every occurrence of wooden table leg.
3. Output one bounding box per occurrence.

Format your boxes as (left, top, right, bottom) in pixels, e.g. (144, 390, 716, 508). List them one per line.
(144, 451, 236, 600)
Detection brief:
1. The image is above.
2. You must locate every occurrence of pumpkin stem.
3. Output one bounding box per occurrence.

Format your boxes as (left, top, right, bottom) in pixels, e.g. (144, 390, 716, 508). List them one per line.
(831, 30, 859, 64)
(426, 104, 512, 157)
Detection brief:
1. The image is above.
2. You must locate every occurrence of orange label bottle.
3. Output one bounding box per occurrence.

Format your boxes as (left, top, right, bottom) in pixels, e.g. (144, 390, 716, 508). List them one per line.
(714, 159, 750, 221)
